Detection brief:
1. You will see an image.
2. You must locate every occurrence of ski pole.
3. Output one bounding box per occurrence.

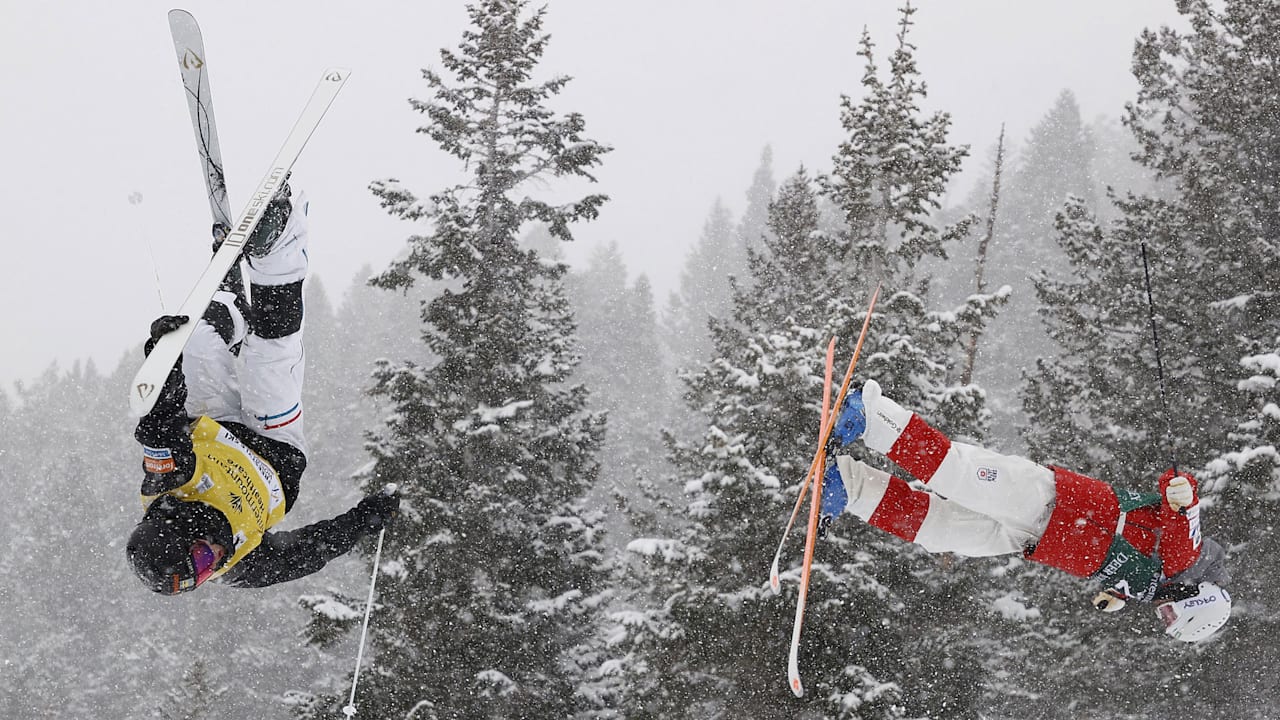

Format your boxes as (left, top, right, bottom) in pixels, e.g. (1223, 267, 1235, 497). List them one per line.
(343, 483, 396, 718)
(1139, 243, 1178, 476)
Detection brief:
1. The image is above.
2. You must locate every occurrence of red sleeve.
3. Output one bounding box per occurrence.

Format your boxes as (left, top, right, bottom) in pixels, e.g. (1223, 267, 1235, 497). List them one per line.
(1157, 468, 1202, 576)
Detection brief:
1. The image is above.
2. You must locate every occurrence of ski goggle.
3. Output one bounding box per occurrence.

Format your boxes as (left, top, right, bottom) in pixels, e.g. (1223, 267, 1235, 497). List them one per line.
(190, 540, 222, 588)
(1153, 582, 1199, 604)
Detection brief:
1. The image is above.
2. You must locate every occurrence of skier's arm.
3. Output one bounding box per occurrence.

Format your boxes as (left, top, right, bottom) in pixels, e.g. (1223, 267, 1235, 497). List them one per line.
(134, 316, 196, 495)
(220, 493, 399, 589)
(1157, 469, 1203, 576)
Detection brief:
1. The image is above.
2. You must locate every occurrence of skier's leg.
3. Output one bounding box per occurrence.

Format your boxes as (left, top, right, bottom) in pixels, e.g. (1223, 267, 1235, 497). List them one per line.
(861, 381, 1055, 532)
(238, 186, 308, 455)
(181, 290, 248, 423)
(835, 456, 1037, 556)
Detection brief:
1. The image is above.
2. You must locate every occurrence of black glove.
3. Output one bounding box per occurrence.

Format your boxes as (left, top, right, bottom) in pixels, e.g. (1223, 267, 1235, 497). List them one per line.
(354, 489, 401, 532)
(144, 315, 190, 356)
(139, 315, 191, 420)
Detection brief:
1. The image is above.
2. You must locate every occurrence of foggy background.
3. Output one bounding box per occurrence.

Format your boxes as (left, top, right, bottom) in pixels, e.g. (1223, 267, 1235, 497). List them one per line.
(14, 2, 1276, 718)
(0, 0, 1180, 387)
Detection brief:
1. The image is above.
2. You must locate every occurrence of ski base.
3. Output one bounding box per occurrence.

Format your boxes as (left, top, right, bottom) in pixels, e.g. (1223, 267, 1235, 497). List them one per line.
(129, 67, 349, 417)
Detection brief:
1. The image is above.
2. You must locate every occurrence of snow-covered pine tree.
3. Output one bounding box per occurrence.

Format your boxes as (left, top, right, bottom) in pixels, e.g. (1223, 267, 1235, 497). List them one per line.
(1018, 2, 1280, 717)
(820, 6, 997, 432)
(967, 91, 1095, 450)
(617, 167, 913, 720)
(567, 242, 671, 541)
(735, 146, 778, 267)
(615, 10, 1009, 706)
(157, 659, 225, 720)
(1026, 0, 1280, 480)
(812, 7, 1020, 716)
(299, 1, 617, 717)
(663, 199, 741, 378)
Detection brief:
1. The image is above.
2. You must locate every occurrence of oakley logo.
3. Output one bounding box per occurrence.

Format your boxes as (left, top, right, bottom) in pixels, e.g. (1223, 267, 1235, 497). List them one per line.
(1185, 596, 1219, 608)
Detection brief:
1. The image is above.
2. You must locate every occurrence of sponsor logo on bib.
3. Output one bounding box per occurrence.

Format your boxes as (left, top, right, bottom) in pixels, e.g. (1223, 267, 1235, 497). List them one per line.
(143, 446, 175, 474)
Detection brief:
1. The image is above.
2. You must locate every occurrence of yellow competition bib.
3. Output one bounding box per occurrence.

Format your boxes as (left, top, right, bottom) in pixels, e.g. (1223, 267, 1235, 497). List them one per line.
(142, 417, 288, 577)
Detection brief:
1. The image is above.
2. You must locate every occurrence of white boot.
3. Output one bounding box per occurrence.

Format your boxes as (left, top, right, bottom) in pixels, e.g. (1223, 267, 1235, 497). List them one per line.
(247, 188, 308, 286)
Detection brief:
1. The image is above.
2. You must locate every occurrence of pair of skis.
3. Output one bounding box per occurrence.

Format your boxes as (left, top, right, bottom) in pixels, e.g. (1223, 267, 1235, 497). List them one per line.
(769, 284, 880, 698)
(129, 10, 349, 417)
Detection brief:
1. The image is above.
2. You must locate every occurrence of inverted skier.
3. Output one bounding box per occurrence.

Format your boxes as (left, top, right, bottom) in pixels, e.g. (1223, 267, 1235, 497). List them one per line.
(818, 380, 1231, 642)
(126, 183, 399, 594)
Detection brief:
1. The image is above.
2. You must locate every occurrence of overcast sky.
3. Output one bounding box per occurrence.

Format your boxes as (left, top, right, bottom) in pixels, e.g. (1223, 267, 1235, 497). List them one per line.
(0, 1, 1184, 389)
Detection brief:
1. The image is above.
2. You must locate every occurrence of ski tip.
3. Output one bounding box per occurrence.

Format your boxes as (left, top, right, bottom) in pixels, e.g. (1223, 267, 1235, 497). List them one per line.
(322, 67, 352, 83)
(789, 674, 804, 698)
(129, 380, 159, 418)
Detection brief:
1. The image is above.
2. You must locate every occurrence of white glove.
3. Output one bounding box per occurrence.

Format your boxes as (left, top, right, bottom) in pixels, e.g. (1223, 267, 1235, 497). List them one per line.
(1165, 475, 1195, 511)
(1092, 590, 1127, 613)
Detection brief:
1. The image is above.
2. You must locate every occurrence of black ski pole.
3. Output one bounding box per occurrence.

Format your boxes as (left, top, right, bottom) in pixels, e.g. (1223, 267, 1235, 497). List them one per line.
(1139, 242, 1178, 476)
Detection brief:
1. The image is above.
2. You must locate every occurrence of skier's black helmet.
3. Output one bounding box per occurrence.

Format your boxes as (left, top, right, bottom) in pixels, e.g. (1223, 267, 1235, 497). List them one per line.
(126, 495, 233, 595)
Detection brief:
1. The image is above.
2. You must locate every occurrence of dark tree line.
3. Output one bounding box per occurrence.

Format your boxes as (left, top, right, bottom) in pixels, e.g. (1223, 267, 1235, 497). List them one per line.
(4, 1, 1280, 718)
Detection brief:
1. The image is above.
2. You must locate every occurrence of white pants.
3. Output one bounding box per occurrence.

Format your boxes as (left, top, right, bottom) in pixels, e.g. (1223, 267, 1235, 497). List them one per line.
(840, 451, 1054, 557)
(840, 381, 1056, 556)
(182, 193, 309, 454)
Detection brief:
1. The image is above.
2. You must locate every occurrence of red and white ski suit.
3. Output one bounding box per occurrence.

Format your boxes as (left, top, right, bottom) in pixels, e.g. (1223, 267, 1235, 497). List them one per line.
(837, 382, 1204, 599)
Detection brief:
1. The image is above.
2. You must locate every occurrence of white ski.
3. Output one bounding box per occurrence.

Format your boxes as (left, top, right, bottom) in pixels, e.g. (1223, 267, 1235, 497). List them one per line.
(168, 9, 251, 307)
(129, 67, 350, 417)
(168, 9, 233, 232)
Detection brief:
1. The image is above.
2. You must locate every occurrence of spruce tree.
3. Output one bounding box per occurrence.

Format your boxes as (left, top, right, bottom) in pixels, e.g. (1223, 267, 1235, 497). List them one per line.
(1019, 2, 1280, 716)
(618, 8, 1007, 715)
(820, 7, 993, 431)
(567, 242, 670, 540)
(300, 1, 615, 717)
(970, 91, 1095, 449)
(663, 199, 740, 375)
(736, 145, 778, 263)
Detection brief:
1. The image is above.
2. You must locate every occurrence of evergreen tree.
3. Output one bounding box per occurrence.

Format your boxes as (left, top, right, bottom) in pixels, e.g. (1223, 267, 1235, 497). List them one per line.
(300, 1, 616, 717)
(663, 198, 740, 376)
(1018, 2, 1280, 716)
(567, 242, 670, 540)
(156, 659, 225, 720)
(978, 91, 1094, 448)
(820, 7, 992, 431)
(618, 6, 1006, 716)
(736, 145, 778, 262)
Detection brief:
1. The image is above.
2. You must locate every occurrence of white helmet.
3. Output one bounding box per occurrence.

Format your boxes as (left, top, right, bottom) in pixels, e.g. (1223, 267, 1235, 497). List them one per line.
(1155, 581, 1232, 642)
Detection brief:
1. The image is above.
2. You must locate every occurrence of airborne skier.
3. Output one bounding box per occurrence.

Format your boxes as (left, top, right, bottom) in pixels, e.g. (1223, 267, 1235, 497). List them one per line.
(818, 379, 1232, 642)
(126, 185, 399, 594)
